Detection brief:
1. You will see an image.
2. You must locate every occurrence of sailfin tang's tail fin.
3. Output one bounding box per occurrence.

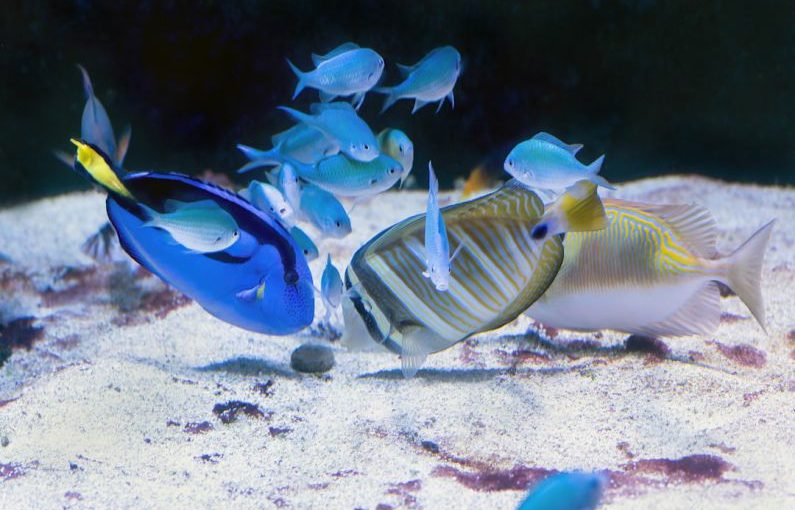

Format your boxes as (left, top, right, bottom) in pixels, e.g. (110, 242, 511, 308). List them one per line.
(724, 220, 775, 332)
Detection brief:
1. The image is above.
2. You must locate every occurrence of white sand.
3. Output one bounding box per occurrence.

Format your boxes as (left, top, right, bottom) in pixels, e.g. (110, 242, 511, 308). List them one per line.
(0, 177, 793, 509)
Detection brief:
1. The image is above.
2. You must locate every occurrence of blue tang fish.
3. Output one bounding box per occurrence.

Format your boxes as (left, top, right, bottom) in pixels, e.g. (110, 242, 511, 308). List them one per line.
(517, 472, 605, 510)
(288, 42, 385, 110)
(277, 102, 379, 162)
(70, 139, 314, 335)
(376, 46, 462, 114)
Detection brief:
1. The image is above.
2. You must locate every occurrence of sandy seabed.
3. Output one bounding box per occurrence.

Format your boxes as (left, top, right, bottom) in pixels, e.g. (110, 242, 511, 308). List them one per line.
(0, 176, 793, 509)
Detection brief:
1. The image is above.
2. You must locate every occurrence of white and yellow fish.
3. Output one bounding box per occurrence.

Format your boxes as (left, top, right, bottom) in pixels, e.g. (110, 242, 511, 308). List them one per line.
(526, 199, 774, 336)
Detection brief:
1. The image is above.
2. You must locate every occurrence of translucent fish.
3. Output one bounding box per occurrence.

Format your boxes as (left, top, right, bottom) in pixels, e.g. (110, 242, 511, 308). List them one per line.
(70, 139, 315, 335)
(321, 254, 343, 323)
(236, 124, 339, 174)
(341, 179, 608, 377)
(141, 199, 241, 253)
(288, 44, 384, 109)
(526, 199, 775, 336)
(375, 46, 462, 114)
(277, 102, 379, 162)
(377, 128, 414, 187)
(244, 180, 295, 225)
(422, 162, 458, 292)
(517, 472, 605, 510)
(290, 226, 319, 261)
(504, 132, 613, 194)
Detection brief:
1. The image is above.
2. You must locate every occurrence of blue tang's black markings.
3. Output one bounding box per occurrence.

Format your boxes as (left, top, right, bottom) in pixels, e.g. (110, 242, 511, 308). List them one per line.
(118, 172, 298, 276)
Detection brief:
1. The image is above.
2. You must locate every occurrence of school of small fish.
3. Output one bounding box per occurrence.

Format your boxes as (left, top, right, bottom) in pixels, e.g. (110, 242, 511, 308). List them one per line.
(56, 42, 777, 510)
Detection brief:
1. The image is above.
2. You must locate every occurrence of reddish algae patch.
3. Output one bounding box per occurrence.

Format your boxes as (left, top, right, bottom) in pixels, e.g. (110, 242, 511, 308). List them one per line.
(622, 454, 733, 482)
(708, 340, 766, 368)
(432, 464, 555, 491)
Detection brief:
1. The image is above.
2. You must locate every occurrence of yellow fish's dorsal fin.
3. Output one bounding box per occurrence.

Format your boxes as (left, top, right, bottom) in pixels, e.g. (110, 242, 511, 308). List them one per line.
(605, 199, 718, 258)
(70, 138, 133, 199)
(553, 180, 608, 233)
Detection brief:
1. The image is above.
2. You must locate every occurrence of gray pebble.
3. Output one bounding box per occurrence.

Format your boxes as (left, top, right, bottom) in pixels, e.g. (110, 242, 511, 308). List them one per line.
(290, 343, 335, 373)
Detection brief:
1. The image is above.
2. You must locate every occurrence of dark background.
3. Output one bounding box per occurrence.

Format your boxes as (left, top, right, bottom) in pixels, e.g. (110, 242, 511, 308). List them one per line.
(1, 0, 793, 205)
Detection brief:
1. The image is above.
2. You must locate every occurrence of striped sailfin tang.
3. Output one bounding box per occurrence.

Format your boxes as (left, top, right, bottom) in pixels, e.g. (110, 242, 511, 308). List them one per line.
(347, 179, 564, 356)
(555, 199, 713, 294)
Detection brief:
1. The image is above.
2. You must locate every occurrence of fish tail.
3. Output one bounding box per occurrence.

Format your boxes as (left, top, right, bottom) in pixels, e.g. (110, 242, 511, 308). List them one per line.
(237, 143, 283, 165)
(69, 138, 134, 200)
(277, 105, 312, 126)
(76, 64, 94, 101)
(374, 86, 399, 113)
(585, 155, 615, 190)
(722, 219, 775, 332)
(286, 59, 307, 100)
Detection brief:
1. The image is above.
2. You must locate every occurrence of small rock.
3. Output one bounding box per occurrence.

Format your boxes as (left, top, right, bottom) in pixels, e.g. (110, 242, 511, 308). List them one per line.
(290, 343, 335, 374)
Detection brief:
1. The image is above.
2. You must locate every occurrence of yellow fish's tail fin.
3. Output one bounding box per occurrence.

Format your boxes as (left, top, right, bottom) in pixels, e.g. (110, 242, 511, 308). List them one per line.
(70, 138, 133, 200)
(532, 181, 608, 239)
(724, 219, 775, 332)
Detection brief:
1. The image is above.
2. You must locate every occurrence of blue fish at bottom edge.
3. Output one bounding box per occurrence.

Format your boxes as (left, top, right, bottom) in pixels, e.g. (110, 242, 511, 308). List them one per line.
(517, 472, 605, 510)
(72, 140, 315, 335)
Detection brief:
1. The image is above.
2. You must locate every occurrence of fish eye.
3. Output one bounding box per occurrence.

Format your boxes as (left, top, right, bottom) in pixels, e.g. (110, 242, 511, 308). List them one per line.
(398, 144, 404, 153)
(531, 224, 548, 240)
(233, 231, 240, 237)
(363, 144, 370, 150)
(284, 270, 299, 284)
(508, 159, 514, 167)
(335, 220, 341, 228)
(389, 167, 397, 174)
(369, 178, 377, 185)
(216, 235, 222, 242)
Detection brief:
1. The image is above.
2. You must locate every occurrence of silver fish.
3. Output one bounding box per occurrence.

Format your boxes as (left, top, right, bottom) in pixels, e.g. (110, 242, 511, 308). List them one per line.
(289, 43, 385, 110)
(375, 46, 462, 114)
(277, 102, 379, 162)
(141, 199, 241, 253)
(290, 225, 319, 261)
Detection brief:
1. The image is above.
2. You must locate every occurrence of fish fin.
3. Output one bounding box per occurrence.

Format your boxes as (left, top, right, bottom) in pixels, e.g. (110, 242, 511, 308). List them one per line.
(76, 64, 95, 102)
(586, 154, 605, 175)
(374, 87, 399, 113)
(609, 200, 718, 258)
(286, 59, 307, 100)
(277, 105, 313, 126)
(532, 132, 582, 155)
(115, 124, 132, 167)
(412, 99, 429, 114)
(723, 219, 775, 332)
(400, 328, 431, 378)
(449, 242, 464, 265)
(53, 149, 75, 168)
(588, 173, 616, 190)
(352, 92, 365, 110)
(396, 63, 416, 77)
(545, 180, 608, 236)
(435, 98, 444, 113)
(318, 90, 337, 103)
(636, 282, 721, 337)
(447, 91, 455, 109)
(70, 139, 134, 199)
(311, 42, 359, 66)
(237, 143, 283, 164)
